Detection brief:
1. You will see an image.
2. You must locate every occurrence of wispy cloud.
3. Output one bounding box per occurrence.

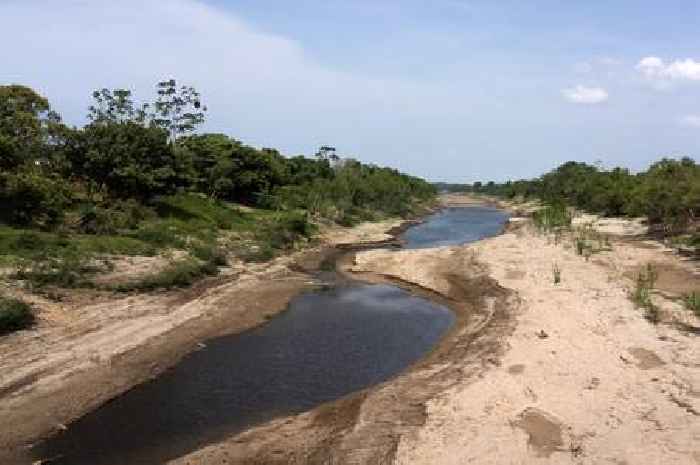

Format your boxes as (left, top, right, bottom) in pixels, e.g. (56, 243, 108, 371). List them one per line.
(679, 115, 700, 128)
(561, 85, 609, 104)
(637, 56, 700, 88)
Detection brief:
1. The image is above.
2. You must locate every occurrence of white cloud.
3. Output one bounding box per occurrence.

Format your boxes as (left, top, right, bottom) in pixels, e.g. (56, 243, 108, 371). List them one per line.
(679, 115, 700, 128)
(636, 56, 700, 84)
(561, 85, 609, 104)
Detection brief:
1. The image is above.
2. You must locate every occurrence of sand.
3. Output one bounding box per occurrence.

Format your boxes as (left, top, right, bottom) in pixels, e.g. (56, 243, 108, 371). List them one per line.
(373, 225, 700, 465)
(174, 204, 698, 464)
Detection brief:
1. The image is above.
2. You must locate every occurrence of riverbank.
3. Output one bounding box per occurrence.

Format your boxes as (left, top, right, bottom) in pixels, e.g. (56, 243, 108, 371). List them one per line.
(0, 216, 412, 462)
(172, 195, 698, 464)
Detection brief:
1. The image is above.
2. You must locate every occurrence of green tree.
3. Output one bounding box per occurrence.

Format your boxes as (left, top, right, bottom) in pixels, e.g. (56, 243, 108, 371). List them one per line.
(0, 85, 61, 169)
(69, 122, 178, 200)
(151, 79, 207, 142)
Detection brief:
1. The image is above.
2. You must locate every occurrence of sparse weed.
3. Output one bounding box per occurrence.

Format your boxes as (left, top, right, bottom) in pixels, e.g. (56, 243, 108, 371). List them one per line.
(552, 263, 561, 285)
(631, 263, 659, 324)
(111, 255, 221, 292)
(13, 247, 100, 289)
(683, 291, 700, 318)
(533, 204, 571, 232)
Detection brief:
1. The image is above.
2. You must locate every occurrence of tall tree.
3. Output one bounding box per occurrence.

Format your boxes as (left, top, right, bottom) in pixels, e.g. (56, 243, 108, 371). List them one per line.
(0, 85, 61, 169)
(151, 79, 207, 142)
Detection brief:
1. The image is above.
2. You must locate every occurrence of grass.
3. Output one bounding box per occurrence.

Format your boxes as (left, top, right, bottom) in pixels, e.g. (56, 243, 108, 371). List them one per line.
(0, 193, 321, 290)
(0, 296, 34, 335)
(532, 204, 571, 232)
(572, 226, 612, 260)
(552, 263, 561, 285)
(683, 291, 700, 318)
(111, 256, 222, 292)
(631, 263, 659, 324)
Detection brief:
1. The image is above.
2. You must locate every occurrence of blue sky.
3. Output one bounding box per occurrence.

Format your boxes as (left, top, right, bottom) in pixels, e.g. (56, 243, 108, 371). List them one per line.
(2, 0, 699, 181)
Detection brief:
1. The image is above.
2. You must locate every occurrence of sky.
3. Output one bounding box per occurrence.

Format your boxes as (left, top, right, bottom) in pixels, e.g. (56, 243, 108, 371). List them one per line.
(2, 0, 699, 182)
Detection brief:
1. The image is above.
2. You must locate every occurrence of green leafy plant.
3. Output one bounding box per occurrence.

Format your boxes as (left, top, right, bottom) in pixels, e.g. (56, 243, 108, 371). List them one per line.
(631, 263, 659, 324)
(0, 297, 34, 335)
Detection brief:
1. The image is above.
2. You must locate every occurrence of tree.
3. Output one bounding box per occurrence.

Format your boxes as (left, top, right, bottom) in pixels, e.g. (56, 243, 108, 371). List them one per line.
(151, 79, 207, 142)
(87, 88, 148, 125)
(0, 85, 61, 169)
(68, 122, 178, 200)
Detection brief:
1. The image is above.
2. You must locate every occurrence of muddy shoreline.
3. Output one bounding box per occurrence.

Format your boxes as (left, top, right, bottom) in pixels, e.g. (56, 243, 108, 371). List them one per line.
(169, 202, 520, 464)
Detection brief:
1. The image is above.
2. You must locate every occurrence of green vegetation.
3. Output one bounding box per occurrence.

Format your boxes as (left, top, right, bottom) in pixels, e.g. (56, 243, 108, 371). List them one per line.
(111, 256, 221, 292)
(532, 204, 571, 232)
(683, 292, 700, 318)
(0, 81, 435, 292)
(469, 159, 700, 239)
(0, 297, 34, 335)
(632, 263, 659, 324)
(552, 263, 561, 285)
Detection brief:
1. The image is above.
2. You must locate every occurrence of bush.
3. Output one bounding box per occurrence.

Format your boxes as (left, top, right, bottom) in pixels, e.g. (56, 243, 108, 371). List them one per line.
(0, 297, 34, 335)
(631, 263, 659, 323)
(533, 204, 571, 232)
(112, 256, 220, 292)
(78, 200, 156, 235)
(256, 212, 316, 251)
(0, 168, 71, 228)
(683, 292, 700, 318)
(13, 246, 97, 288)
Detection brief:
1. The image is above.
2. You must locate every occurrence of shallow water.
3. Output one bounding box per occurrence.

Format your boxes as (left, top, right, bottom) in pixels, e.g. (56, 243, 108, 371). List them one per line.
(401, 206, 509, 249)
(34, 206, 508, 465)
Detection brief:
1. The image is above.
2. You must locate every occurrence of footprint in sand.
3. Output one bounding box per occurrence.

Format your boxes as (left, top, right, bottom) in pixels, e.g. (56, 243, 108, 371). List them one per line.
(628, 347, 665, 370)
(512, 407, 565, 457)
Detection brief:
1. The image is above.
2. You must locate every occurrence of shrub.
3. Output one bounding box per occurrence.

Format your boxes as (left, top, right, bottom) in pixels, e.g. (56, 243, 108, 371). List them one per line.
(78, 200, 156, 235)
(13, 246, 97, 288)
(0, 297, 34, 335)
(631, 263, 659, 323)
(533, 204, 571, 232)
(0, 169, 71, 228)
(683, 292, 700, 318)
(112, 256, 220, 292)
(190, 242, 228, 266)
(256, 212, 316, 251)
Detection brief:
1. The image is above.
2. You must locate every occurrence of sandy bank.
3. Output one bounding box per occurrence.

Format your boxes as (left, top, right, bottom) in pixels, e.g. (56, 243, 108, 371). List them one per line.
(381, 225, 699, 465)
(173, 211, 698, 465)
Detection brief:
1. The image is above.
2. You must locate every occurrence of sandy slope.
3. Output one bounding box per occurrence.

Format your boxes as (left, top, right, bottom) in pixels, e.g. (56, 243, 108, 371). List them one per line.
(353, 223, 699, 465)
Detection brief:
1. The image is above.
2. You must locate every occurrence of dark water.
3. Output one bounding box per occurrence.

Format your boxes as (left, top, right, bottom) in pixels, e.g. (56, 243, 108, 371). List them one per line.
(34, 206, 508, 465)
(401, 206, 509, 249)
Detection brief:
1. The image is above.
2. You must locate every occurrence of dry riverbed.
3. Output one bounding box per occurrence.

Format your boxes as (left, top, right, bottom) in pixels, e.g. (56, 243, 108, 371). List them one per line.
(2, 198, 699, 465)
(0, 217, 406, 463)
(173, 199, 699, 465)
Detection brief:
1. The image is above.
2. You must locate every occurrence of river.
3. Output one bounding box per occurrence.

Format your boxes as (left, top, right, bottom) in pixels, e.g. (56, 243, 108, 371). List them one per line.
(34, 206, 508, 464)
